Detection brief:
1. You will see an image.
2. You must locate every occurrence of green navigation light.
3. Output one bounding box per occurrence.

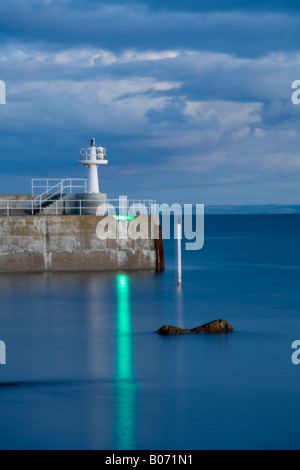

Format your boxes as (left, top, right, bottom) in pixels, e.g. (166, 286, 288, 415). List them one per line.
(113, 215, 136, 221)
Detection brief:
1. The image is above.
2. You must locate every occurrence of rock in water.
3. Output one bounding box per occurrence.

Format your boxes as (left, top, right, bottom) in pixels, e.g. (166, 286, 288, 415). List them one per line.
(191, 319, 234, 334)
(157, 325, 190, 336)
(157, 319, 234, 336)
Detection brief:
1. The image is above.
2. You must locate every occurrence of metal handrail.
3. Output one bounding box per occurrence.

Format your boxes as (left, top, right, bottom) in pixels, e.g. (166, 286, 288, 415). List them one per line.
(0, 198, 157, 216)
(32, 178, 87, 194)
(32, 178, 88, 208)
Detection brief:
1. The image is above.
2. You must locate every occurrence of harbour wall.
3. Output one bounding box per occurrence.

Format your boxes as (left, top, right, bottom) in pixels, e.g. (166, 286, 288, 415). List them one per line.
(0, 214, 163, 272)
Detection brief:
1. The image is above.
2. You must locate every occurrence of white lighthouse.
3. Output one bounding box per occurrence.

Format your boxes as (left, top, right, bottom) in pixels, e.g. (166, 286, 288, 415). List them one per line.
(79, 138, 108, 194)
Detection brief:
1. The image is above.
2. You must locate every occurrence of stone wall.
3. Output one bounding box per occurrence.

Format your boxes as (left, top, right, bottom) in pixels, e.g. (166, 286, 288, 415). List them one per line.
(0, 194, 37, 216)
(0, 214, 161, 272)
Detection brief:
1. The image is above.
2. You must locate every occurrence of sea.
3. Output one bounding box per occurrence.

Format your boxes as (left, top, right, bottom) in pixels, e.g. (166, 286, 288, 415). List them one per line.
(0, 214, 299, 450)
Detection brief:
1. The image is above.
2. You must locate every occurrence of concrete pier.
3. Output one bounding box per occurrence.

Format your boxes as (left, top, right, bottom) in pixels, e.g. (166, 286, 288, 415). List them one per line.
(0, 214, 163, 272)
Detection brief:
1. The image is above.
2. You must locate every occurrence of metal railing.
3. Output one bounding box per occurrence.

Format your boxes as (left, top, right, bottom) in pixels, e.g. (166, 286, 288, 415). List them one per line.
(97, 199, 157, 215)
(0, 198, 157, 216)
(32, 179, 88, 208)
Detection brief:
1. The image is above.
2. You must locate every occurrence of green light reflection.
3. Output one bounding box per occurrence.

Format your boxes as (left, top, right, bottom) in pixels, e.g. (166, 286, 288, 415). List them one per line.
(114, 274, 137, 450)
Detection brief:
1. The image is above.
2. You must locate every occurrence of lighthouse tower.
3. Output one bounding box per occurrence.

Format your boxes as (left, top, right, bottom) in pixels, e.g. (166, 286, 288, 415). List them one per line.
(79, 138, 108, 194)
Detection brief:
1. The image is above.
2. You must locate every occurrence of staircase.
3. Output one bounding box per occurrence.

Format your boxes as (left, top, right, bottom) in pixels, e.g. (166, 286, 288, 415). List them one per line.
(31, 178, 87, 216)
(36, 194, 66, 215)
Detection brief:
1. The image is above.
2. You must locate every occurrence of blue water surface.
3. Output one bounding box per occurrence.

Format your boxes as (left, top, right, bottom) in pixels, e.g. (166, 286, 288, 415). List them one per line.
(0, 215, 299, 450)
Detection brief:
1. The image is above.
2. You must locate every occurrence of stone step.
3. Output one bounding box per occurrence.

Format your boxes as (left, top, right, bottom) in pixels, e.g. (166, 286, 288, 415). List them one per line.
(38, 196, 66, 215)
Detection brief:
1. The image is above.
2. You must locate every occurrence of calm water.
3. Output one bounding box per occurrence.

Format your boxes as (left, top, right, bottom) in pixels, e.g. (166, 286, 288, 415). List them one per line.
(0, 215, 300, 450)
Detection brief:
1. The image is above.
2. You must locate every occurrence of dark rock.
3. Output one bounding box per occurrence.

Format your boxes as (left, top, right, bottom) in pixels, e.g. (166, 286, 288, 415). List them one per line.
(157, 325, 190, 336)
(157, 319, 234, 336)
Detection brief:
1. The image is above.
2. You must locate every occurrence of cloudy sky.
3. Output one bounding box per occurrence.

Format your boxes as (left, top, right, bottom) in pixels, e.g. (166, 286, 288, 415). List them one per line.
(0, 0, 300, 204)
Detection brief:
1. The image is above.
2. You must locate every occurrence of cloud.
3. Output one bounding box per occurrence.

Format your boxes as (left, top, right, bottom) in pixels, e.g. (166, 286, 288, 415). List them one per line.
(0, 2, 300, 58)
(184, 101, 262, 127)
(0, 1, 300, 203)
(0, 76, 182, 142)
(95, 0, 300, 14)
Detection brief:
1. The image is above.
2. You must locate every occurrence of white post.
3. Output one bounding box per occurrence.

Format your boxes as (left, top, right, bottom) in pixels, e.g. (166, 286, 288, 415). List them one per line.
(177, 218, 182, 285)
